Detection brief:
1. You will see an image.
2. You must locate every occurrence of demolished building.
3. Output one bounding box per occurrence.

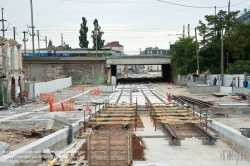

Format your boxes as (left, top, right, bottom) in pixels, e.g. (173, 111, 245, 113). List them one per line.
(0, 36, 23, 107)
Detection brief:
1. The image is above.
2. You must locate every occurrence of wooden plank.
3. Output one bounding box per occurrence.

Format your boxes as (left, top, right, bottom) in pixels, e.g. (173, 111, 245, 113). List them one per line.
(125, 134, 128, 165)
(89, 117, 132, 121)
(110, 154, 126, 160)
(90, 151, 107, 155)
(110, 160, 126, 166)
(107, 134, 110, 166)
(90, 154, 107, 160)
(110, 146, 126, 151)
(110, 135, 126, 140)
(88, 121, 134, 124)
(90, 145, 107, 151)
(87, 136, 90, 165)
(90, 140, 107, 146)
(110, 151, 126, 154)
(110, 140, 126, 146)
(90, 160, 126, 166)
(90, 134, 107, 140)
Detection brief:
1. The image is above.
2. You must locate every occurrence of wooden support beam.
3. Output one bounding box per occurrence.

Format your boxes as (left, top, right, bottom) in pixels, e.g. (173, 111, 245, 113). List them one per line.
(89, 117, 132, 121)
(88, 121, 136, 124)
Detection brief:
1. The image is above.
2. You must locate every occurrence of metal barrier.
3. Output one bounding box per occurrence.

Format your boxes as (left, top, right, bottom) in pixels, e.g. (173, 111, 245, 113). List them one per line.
(189, 86, 220, 94)
(232, 87, 250, 95)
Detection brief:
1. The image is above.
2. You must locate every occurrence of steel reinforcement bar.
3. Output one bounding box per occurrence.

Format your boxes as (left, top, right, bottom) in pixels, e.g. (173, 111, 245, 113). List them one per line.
(192, 124, 217, 142)
(164, 124, 179, 140)
(178, 96, 213, 108)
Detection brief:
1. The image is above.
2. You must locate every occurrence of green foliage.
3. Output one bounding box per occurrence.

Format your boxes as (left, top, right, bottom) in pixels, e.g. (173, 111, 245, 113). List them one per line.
(226, 60, 250, 74)
(91, 19, 105, 49)
(79, 17, 89, 48)
(196, 10, 250, 74)
(48, 40, 53, 47)
(171, 37, 197, 76)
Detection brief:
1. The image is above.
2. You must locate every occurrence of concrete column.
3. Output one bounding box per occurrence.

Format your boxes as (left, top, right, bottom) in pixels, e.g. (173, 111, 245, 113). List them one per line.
(169, 140, 181, 146)
(7, 82, 11, 103)
(202, 139, 215, 145)
(14, 76, 19, 100)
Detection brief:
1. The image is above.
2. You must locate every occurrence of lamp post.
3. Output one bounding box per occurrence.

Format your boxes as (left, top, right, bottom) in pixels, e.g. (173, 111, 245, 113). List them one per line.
(94, 22, 98, 57)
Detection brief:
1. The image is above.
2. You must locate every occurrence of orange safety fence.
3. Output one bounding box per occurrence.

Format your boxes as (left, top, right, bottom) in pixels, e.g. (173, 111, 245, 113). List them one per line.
(74, 85, 84, 91)
(40, 92, 54, 102)
(90, 89, 101, 95)
(48, 98, 74, 112)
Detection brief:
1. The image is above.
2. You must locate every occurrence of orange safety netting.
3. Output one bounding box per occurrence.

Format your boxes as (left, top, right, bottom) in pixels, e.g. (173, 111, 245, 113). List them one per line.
(89, 89, 100, 95)
(40, 92, 54, 102)
(48, 98, 74, 112)
(74, 85, 84, 91)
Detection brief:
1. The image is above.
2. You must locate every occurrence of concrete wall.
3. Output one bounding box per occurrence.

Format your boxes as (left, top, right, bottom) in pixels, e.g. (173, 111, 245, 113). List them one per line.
(220, 86, 233, 94)
(208, 122, 250, 161)
(35, 77, 72, 95)
(23, 60, 106, 85)
(106, 56, 171, 65)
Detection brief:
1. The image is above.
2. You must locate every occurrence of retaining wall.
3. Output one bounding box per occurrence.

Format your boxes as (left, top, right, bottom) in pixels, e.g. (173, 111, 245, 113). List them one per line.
(208, 122, 250, 161)
(26, 77, 72, 100)
(0, 117, 88, 166)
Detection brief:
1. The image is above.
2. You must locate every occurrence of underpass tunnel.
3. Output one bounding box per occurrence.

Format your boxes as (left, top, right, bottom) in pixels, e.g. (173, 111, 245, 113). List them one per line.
(162, 64, 171, 82)
(111, 65, 117, 77)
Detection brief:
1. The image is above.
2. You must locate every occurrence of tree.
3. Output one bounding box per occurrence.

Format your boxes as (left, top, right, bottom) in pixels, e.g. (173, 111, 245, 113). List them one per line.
(79, 17, 89, 48)
(196, 10, 241, 74)
(171, 37, 197, 76)
(226, 60, 250, 74)
(91, 19, 105, 49)
(48, 40, 53, 47)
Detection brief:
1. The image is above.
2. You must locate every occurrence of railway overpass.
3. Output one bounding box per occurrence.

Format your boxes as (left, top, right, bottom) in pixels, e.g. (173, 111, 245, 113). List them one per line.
(22, 55, 172, 84)
(106, 56, 171, 82)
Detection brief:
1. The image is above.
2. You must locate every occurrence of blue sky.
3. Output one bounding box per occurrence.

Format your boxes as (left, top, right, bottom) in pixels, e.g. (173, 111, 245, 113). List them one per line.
(1, 0, 249, 54)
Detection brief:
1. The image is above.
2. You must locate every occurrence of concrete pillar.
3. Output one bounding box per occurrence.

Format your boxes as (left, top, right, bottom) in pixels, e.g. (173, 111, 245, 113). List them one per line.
(14, 78, 19, 99)
(202, 139, 215, 145)
(7, 82, 11, 103)
(169, 140, 181, 146)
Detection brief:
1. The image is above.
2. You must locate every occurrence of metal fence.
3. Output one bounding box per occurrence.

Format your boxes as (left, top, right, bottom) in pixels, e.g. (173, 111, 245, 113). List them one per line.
(189, 86, 220, 94)
(231, 87, 250, 95)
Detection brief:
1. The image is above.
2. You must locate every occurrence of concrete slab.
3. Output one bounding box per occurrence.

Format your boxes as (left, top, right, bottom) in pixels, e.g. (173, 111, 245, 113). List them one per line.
(134, 116, 164, 137)
(133, 137, 250, 166)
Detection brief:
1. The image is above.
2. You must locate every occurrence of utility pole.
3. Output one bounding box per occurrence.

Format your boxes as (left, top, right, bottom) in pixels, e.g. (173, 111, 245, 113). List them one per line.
(37, 30, 40, 56)
(13, 27, 16, 40)
(214, 6, 217, 36)
(188, 24, 190, 38)
(183, 25, 185, 38)
(227, 52, 229, 70)
(195, 27, 199, 76)
(0, 8, 7, 38)
(94, 22, 98, 56)
(45, 36, 47, 49)
(221, 29, 224, 86)
(228, 0, 230, 14)
(23, 31, 28, 56)
(61, 33, 63, 46)
(30, 0, 35, 56)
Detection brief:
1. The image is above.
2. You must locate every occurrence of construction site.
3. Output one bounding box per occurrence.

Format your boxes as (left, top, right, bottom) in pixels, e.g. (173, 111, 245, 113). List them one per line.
(0, 78, 249, 166)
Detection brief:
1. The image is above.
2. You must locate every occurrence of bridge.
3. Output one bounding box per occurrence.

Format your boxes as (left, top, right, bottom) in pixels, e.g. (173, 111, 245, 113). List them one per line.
(22, 55, 172, 84)
(106, 55, 171, 65)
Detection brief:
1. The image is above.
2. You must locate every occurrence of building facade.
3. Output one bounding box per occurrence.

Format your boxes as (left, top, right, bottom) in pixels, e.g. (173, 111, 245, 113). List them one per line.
(0, 37, 23, 106)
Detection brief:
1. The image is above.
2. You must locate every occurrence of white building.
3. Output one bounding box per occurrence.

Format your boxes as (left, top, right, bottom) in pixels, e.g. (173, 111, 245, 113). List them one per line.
(0, 37, 23, 106)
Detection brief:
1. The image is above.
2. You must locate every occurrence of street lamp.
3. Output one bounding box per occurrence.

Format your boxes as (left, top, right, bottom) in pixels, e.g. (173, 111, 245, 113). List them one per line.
(94, 22, 98, 57)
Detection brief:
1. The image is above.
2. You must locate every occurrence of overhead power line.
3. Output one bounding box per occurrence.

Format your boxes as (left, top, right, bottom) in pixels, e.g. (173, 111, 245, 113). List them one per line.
(156, 0, 249, 9)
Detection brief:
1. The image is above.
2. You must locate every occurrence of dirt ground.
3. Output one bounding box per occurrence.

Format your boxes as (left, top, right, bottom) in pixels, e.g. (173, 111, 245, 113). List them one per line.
(153, 82, 250, 131)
